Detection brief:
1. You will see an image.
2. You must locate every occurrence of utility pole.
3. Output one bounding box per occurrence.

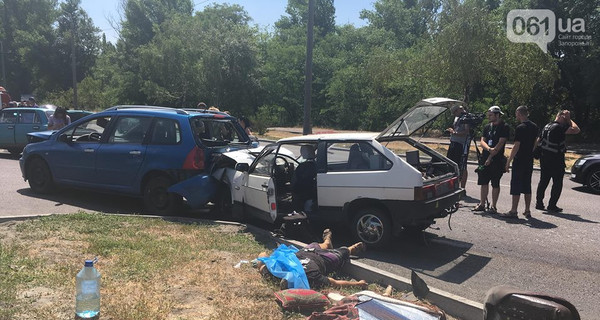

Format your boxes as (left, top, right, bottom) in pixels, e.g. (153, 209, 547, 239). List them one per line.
(71, 11, 78, 109)
(0, 40, 6, 88)
(303, 0, 315, 135)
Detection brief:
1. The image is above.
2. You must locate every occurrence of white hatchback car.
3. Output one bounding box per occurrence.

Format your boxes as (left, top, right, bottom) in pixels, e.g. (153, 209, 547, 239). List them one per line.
(214, 98, 465, 247)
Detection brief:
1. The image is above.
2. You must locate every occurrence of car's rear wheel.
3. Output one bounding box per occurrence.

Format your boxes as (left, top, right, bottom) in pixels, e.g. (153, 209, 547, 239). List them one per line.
(27, 158, 55, 193)
(352, 207, 392, 248)
(586, 167, 600, 194)
(143, 176, 182, 215)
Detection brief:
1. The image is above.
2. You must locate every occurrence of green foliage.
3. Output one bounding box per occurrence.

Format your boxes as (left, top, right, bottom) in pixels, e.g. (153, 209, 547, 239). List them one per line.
(253, 104, 286, 134)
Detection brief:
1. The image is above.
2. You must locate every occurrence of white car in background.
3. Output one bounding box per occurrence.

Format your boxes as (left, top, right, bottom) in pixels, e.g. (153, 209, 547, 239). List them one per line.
(213, 98, 465, 247)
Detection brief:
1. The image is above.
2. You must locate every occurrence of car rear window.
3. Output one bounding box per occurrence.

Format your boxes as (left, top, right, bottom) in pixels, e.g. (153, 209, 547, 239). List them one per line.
(190, 116, 248, 146)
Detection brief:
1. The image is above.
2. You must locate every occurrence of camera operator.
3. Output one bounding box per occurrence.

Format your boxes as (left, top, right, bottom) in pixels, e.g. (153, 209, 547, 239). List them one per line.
(446, 105, 470, 188)
(473, 106, 510, 214)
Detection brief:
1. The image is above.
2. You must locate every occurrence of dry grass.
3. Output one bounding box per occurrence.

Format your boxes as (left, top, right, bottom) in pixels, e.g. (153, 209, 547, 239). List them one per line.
(0, 212, 406, 320)
(0, 213, 309, 320)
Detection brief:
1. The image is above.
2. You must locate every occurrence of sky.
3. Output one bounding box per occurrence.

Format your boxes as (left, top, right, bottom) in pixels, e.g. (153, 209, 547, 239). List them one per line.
(80, 0, 375, 44)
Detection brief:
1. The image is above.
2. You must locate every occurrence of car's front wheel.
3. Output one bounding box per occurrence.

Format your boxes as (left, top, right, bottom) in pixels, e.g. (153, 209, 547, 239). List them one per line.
(143, 176, 182, 215)
(27, 158, 55, 193)
(352, 207, 392, 248)
(586, 167, 600, 194)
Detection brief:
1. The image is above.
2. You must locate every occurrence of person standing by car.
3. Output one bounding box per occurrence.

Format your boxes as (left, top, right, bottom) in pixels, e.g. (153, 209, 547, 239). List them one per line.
(501, 106, 538, 219)
(473, 106, 510, 214)
(47, 107, 71, 130)
(536, 109, 580, 212)
(446, 105, 470, 188)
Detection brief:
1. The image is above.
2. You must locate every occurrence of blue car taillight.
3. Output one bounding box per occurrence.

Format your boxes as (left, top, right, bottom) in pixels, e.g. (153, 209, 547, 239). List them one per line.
(183, 146, 205, 170)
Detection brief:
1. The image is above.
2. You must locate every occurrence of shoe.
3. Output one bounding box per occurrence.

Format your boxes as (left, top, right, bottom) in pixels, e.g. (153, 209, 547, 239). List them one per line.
(547, 206, 563, 212)
(488, 207, 498, 214)
(472, 204, 486, 212)
(523, 211, 531, 219)
(499, 211, 518, 219)
(535, 203, 545, 210)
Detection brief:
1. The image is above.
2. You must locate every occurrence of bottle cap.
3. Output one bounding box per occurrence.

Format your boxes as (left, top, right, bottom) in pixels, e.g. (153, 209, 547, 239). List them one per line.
(84, 259, 94, 267)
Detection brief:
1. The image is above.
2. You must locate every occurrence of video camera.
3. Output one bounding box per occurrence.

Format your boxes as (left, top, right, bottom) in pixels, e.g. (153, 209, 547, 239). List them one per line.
(457, 112, 485, 126)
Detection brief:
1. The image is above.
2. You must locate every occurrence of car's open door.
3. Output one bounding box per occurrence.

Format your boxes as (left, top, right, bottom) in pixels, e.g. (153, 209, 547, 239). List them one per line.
(243, 144, 278, 222)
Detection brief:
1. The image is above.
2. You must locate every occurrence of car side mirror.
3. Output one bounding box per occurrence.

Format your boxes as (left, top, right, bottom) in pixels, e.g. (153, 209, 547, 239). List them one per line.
(58, 133, 71, 143)
(235, 163, 249, 172)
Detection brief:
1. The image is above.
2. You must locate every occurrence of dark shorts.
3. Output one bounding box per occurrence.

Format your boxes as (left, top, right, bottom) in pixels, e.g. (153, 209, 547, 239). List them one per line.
(447, 141, 465, 169)
(510, 158, 533, 195)
(477, 158, 505, 188)
(305, 243, 350, 270)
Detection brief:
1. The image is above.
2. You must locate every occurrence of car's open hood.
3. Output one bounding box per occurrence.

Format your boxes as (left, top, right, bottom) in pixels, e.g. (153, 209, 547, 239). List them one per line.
(376, 97, 464, 140)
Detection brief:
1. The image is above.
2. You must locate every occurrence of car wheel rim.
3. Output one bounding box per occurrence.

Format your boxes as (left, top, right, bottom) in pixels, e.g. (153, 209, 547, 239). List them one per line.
(356, 214, 384, 244)
(149, 185, 169, 210)
(590, 171, 600, 192)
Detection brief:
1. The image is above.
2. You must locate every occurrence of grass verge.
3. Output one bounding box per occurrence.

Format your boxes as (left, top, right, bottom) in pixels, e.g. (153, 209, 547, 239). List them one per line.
(0, 212, 389, 320)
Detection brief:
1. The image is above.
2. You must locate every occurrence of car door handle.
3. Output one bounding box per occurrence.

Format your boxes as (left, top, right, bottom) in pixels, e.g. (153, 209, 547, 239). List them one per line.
(84, 149, 95, 153)
(129, 150, 142, 155)
(261, 183, 268, 188)
(7, 125, 14, 129)
(33, 126, 40, 129)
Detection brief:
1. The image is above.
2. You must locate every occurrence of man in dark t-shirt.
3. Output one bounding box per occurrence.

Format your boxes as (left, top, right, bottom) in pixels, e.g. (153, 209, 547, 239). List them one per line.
(473, 106, 510, 214)
(257, 229, 367, 289)
(501, 106, 539, 219)
(535, 110, 580, 212)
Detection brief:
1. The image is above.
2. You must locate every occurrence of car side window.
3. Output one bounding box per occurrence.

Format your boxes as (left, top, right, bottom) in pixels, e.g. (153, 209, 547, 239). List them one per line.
(64, 116, 112, 143)
(0, 111, 17, 123)
(19, 111, 39, 124)
(150, 118, 181, 145)
(253, 153, 276, 176)
(108, 116, 152, 144)
(326, 142, 392, 172)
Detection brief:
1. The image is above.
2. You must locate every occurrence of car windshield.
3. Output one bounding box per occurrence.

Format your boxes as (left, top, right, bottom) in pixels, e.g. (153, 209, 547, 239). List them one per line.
(190, 117, 249, 146)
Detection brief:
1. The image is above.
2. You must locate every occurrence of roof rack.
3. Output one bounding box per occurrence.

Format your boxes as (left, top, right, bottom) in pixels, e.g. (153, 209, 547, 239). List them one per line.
(180, 108, 230, 116)
(103, 105, 190, 115)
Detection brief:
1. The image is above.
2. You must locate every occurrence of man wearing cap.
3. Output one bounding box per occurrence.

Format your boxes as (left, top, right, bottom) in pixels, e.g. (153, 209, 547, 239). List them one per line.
(28, 97, 38, 107)
(535, 110, 580, 213)
(446, 105, 470, 188)
(473, 106, 510, 213)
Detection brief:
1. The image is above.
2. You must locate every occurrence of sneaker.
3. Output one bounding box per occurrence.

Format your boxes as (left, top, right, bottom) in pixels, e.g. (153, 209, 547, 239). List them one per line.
(523, 211, 532, 219)
(535, 203, 545, 210)
(488, 207, 498, 214)
(547, 206, 563, 212)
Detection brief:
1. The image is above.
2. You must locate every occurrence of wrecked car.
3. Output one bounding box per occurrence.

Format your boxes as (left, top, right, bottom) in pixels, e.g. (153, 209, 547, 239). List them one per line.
(211, 98, 465, 247)
(20, 105, 255, 214)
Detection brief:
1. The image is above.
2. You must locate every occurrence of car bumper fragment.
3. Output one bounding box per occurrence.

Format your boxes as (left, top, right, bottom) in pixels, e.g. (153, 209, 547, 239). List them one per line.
(168, 174, 217, 209)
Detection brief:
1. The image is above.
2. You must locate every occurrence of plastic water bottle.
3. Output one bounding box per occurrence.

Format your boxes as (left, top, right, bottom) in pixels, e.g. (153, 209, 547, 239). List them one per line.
(75, 259, 101, 319)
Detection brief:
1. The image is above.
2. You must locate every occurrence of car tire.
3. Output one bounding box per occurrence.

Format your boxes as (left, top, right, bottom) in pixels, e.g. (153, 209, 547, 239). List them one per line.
(352, 207, 392, 248)
(27, 158, 55, 194)
(143, 175, 182, 215)
(586, 167, 600, 194)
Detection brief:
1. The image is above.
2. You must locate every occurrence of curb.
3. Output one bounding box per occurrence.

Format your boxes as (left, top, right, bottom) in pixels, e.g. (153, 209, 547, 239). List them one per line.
(0, 213, 484, 319)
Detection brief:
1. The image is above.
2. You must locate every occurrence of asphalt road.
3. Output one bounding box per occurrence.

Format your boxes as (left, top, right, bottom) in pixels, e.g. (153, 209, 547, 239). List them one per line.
(2, 150, 598, 319)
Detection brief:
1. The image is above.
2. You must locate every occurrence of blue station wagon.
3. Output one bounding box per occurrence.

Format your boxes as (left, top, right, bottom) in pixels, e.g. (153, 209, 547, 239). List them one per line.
(20, 105, 254, 213)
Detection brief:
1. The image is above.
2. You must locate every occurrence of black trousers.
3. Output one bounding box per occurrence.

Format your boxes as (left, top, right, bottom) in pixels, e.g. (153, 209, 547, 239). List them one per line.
(536, 154, 565, 208)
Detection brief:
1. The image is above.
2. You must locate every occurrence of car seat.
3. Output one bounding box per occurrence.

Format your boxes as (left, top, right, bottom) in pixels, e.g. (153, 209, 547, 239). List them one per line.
(347, 143, 369, 169)
(291, 145, 317, 212)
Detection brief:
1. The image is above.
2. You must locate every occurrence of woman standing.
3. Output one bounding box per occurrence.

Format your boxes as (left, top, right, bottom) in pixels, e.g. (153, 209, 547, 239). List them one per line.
(48, 107, 71, 130)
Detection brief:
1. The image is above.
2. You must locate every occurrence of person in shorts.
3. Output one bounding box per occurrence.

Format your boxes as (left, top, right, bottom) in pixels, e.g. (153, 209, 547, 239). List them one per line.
(446, 105, 471, 188)
(473, 106, 510, 214)
(501, 106, 538, 219)
(257, 229, 367, 289)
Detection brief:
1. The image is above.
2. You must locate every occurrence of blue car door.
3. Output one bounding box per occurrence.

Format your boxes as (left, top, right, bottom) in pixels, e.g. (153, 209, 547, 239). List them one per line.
(94, 116, 151, 192)
(14, 110, 47, 146)
(0, 109, 18, 147)
(49, 115, 112, 185)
